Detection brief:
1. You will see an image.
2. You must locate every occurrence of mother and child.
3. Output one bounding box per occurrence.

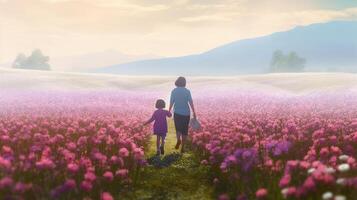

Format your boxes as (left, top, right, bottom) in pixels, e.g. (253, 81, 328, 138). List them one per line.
(144, 76, 197, 156)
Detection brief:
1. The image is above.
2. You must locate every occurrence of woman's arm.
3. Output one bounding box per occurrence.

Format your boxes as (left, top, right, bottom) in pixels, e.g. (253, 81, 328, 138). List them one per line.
(188, 91, 196, 118)
(189, 100, 196, 118)
(169, 103, 173, 113)
(169, 91, 174, 113)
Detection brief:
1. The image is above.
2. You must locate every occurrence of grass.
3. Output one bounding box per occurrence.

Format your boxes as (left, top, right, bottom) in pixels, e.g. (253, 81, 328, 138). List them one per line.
(122, 120, 214, 200)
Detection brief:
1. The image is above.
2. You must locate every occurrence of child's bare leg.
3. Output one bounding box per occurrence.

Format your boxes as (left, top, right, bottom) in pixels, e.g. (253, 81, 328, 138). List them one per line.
(161, 136, 166, 147)
(160, 136, 165, 154)
(156, 135, 161, 155)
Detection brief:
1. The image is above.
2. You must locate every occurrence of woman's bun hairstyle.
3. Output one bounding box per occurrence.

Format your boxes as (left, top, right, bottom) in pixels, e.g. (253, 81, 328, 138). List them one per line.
(175, 76, 186, 87)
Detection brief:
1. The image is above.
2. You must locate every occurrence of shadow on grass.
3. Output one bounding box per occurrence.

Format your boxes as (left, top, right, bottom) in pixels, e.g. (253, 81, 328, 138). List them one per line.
(147, 153, 182, 168)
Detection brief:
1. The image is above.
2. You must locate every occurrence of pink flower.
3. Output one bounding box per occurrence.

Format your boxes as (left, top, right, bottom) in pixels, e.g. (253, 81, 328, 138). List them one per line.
(67, 127, 75, 134)
(2, 146, 13, 154)
(35, 158, 55, 170)
(103, 171, 114, 182)
(84, 172, 96, 182)
(119, 148, 129, 157)
(133, 148, 144, 160)
(80, 180, 93, 191)
(279, 174, 291, 188)
(200, 160, 208, 165)
(286, 187, 297, 197)
(218, 193, 230, 200)
(0, 156, 11, 170)
(66, 142, 77, 151)
(0, 177, 13, 189)
(115, 169, 129, 179)
(303, 177, 315, 191)
(110, 155, 119, 164)
(220, 162, 227, 172)
(14, 182, 32, 193)
(67, 163, 79, 173)
(101, 192, 114, 200)
(330, 146, 341, 154)
(63, 179, 76, 190)
(77, 136, 88, 146)
(265, 159, 273, 167)
(347, 157, 356, 166)
(319, 147, 329, 157)
(299, 161, 310, 169)
(256, 188, 268, 199)
(287, 160, 298, 169)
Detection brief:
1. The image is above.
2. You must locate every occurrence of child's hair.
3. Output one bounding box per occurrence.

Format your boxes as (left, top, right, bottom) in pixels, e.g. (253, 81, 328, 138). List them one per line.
(155, 99, 166, 109)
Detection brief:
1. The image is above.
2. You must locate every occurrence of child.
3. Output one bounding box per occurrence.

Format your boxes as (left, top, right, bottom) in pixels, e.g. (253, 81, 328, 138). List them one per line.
(144, 99, 172, 156)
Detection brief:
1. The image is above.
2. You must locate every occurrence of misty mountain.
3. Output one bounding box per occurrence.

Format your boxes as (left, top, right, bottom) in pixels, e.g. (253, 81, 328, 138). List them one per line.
(98, 21, 357, 75)
(50, 50, 161, 72)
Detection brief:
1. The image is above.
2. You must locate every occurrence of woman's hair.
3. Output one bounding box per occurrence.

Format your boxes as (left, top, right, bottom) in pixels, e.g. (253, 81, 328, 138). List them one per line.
(175, 76, 186, 87)
(155, 99, 166, 109)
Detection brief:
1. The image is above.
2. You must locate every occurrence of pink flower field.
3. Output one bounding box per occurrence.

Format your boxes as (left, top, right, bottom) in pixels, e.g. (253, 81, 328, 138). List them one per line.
(192, 91, 357, 199)
(1, 87, 357, 199)
(0, 90, 155, 199)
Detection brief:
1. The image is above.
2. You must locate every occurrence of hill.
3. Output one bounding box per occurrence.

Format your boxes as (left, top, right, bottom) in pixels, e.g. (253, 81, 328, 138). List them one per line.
(98, 21, 357, 75)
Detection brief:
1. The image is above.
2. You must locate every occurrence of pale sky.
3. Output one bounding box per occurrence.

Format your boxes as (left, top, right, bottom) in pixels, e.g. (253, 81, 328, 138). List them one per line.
(1, 0, 357, 63)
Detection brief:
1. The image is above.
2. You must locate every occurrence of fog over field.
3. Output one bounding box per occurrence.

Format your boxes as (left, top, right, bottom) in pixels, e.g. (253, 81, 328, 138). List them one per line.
(1, 68, 357, 94)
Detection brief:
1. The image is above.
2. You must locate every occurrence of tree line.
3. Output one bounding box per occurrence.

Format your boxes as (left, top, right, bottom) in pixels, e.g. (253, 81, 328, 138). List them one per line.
(12, 49, 51, 71)
(10, 49, 306, 73)
(269, 50, 306, 73)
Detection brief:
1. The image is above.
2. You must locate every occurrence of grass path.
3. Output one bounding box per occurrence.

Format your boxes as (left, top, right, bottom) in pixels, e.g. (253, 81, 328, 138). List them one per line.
(125, 120, 214, 200)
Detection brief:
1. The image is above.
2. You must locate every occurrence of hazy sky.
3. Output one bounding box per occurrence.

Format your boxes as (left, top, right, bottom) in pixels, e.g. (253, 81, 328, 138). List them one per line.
(1, 0, 357, 63)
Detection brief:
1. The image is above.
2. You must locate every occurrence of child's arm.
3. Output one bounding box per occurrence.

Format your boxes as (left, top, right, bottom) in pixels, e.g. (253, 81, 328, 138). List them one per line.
(143, 113, 155, 126)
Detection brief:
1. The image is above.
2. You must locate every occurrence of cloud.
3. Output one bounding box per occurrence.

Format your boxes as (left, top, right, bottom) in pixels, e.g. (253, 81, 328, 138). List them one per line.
(268, 7, 357, 26)
(41, 0, 74, 3)
(1, 0, 357, 64)
(179, 14, 235, 23)
(93, 1, 169, 12)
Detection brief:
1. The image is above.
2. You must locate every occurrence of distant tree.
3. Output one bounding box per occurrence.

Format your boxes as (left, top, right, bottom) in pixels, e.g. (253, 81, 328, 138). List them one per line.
(12, 53, 27, 69)
(270, 50, 306, 72)
(270, 50, 284, 72)
(12, 49, 51, 70)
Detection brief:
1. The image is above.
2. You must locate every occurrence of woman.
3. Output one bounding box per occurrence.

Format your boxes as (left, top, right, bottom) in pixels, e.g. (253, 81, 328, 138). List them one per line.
(169, 76, 196, 153)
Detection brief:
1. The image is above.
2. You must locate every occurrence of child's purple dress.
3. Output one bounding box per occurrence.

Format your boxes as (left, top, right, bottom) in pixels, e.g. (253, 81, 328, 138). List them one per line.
(147, 109, 172, 137)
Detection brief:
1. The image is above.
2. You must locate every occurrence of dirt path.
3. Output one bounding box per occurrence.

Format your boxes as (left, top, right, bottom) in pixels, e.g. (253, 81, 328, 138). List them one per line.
(126, 120, 214, 200)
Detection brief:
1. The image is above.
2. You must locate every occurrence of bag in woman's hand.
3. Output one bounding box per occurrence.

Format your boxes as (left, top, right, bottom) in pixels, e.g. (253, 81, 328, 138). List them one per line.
(190, 117, 201, 131)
